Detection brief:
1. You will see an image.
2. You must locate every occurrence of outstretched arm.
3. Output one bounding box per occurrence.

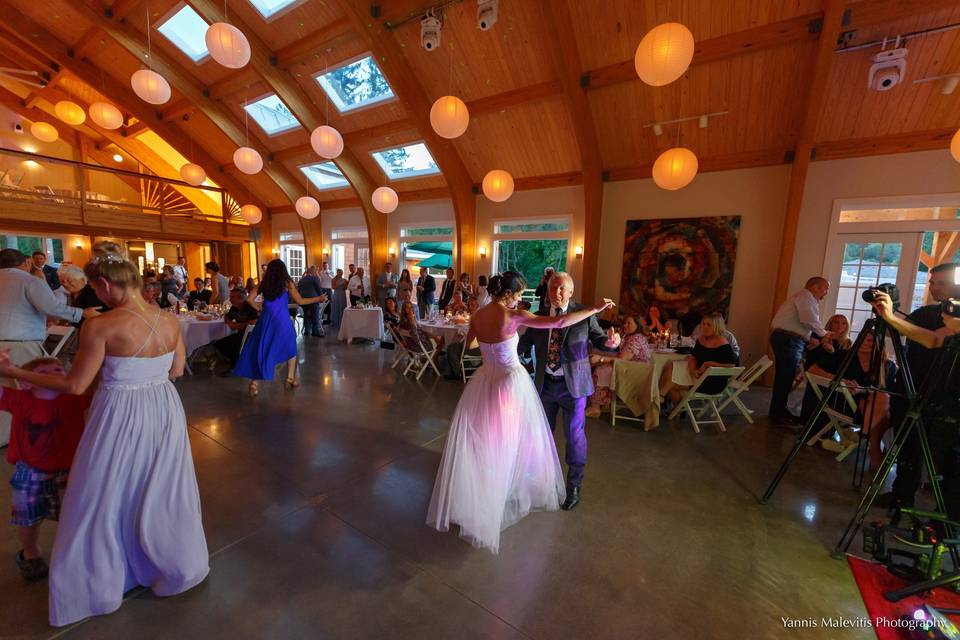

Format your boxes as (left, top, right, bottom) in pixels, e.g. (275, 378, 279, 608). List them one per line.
(872, 292, 956, 348)
(513, 300, 614, 332)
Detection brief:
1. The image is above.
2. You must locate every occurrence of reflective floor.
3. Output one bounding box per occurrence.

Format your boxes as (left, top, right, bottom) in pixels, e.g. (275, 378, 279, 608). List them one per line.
(2, 337, 877, 639)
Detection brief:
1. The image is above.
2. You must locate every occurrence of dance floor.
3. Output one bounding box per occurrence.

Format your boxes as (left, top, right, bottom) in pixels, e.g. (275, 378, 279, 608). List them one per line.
(2, 338, 877, 639)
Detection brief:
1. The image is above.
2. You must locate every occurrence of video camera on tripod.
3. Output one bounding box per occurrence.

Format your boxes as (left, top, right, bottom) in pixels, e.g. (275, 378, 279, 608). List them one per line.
(939, 265, 960, 318)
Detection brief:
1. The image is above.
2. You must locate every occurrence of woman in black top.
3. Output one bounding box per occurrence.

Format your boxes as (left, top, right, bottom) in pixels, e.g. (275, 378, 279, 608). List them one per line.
(658, 313, 739, 405)
(383, 297, 401, 327)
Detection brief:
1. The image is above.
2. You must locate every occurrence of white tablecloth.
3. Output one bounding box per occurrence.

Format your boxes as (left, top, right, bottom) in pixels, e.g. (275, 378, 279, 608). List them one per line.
(610, 351, 689, 430)
(178, 316, 231, 355)
(338, 308, 385, 342)
(420, 320, 468, 344)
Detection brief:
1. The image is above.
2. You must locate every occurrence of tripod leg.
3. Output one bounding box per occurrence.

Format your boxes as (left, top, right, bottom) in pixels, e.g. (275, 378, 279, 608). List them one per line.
(885, 570, 960, 602)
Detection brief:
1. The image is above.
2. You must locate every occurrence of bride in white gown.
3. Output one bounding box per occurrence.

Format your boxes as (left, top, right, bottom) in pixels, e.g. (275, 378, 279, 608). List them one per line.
(0, 243, 208, 627)
(427, 272, 613, 553)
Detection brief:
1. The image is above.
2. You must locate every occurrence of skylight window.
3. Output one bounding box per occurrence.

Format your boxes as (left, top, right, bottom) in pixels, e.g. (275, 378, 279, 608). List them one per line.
(248, 0, 298, 20)
(300, 161, 349, 190)
(316, 55, 395, 112)
(157, 4, 210, 63)
(371, 142, 440, 180)
(243, 94, 300, 136)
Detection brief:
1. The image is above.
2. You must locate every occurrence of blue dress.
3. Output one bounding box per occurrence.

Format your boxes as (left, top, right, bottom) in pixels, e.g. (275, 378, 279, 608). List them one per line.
(233, 290, 297, 381)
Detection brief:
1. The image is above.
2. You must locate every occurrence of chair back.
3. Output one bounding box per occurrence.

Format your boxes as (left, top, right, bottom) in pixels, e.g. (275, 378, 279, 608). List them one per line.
(42, 325, 75, 358)
(805, 372, 858, 413)
(689, 366, 744, 397)
(738, 355, 772, 386)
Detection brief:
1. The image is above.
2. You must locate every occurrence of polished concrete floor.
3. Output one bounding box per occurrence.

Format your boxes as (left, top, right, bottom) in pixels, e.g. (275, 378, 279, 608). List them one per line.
(1, 337, 884, 639)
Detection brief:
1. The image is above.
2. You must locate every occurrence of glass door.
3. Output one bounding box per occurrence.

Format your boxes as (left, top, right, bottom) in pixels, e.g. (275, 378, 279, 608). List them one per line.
(825, 233, 922, 336)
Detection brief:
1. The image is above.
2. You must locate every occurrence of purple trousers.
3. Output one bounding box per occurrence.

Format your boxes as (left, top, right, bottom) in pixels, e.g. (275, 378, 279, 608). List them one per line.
(541, 378, 587, 488)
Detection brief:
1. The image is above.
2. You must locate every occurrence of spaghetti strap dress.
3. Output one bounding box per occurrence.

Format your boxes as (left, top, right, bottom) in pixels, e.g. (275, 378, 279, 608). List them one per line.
(233, 289, 297, 381)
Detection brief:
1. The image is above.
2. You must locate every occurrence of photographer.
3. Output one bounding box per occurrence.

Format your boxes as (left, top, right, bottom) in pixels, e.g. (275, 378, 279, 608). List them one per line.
(871, 285, 960, 519)
(880, 264, 960, 509)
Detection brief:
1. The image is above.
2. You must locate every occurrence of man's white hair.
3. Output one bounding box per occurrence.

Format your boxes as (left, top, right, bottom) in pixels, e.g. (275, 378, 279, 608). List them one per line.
(549, 271, 574, 288)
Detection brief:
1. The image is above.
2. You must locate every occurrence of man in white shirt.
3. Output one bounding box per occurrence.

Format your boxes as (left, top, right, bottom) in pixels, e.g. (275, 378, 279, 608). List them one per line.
(768, 276, 833, 425)
(376, 261, 398, 308)
(172, 256, 188, 294)
(348, 267, 369, 305)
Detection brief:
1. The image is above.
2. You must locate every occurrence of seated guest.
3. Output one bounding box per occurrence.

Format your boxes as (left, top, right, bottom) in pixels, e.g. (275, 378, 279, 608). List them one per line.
(586, 315, 652, 417)
(642, 304, 668, 334)
(229, 275, 244, 289)
(445, 291, 468, 315)
(141, 281, 161, 307)
(187, 278, 212, 311)
(159, 266, 179, 308)
(383, 297, 400, 327)
(399, 301, 442, 352)
(205, 288, 260, 373)
(658, 313, 739, 407)
(58, 265, 102, 312)
(805, 314, 852, 371)
(475, 275, 491, 308)
(691, 315, 741, 359)
(455, 272, 474, 301)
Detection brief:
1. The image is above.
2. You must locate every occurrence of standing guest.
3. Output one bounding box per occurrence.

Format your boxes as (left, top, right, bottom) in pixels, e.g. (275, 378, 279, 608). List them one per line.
(659, 313, 740, 407)
(297, 266, 328, 337)
(186, 278, 211, 311)
(517, 271, 621, 510)
(159, 266, 179, 308)
(398, 269, 414, 303)
(475, 275, 491, 308)
(534, 267, 555, 312)
(438, 268, 457, 312)
(383, 297, 400, 327)
(348, 267, 369, 306)
(586, 315, 652, 417)
(318, 261, 334, 296)
(376, 262, 399, 308)
(456, 272, 474, 301)
(642, 304, 668, 334)
(768, 276, 832, 426)
(142, 263, 157, 282)
(204, 261, 230, 305)
(417, 266, 436, 318)
(234, 259, 325, 397)
(31, 251, 60, 291)
(171, 256, 188, 294)
(1, 357, 90, 580)
(0, 242, 208, 626)
(347, 263, 357, 282)
(330, 269, 348, 327)
(245, 277, 256, 292)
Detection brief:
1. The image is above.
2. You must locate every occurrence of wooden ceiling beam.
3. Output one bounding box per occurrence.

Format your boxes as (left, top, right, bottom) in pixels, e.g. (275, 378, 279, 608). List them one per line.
(814, 129, 956, 161)
(206, 69, 262, 100)
(0, 2, 268, 213)
(273, 16, 353, 68)
(61, 0, 302, 205)
(161, 98, 194, 122)
(604, 149, 790, 182)
(843, 0, 960, 29)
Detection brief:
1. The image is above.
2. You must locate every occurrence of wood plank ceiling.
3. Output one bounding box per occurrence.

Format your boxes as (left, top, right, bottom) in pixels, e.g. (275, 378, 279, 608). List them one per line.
(1, 0, 960, 213)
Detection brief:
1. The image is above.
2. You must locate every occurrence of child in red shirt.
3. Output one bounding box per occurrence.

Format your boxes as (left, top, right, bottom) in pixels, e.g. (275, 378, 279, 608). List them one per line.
(1, 357, 89, 581)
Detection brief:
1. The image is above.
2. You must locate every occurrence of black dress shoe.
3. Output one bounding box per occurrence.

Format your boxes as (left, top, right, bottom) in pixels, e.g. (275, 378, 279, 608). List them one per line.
(561, 486, 580, 511)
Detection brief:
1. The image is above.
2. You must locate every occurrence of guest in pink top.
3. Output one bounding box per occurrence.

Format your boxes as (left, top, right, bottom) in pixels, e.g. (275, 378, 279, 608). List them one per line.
(585, 315, 651, 417)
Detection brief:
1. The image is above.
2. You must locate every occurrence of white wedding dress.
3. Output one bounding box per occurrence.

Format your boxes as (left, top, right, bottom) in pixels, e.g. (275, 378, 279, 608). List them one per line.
(426, 334, 565, 553)
(48, 316, 209, 627)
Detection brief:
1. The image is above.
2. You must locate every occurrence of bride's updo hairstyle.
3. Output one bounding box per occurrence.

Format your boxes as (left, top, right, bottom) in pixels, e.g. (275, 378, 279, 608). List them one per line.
(84, 241, 142, 289)
(489, 271, 527, 300)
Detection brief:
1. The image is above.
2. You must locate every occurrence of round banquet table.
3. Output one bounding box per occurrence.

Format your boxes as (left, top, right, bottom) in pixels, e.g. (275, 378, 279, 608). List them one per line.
(337, 307, 385, 342)
(178, 315, 231, 356)
(419, 319, 468, 344)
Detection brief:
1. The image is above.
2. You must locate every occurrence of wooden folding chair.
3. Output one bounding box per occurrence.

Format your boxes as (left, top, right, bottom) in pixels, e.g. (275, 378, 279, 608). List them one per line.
(398, 329, 441, 380)
(716, 355, 772, 424)
(42, 325, 74, 358)
(460, 350, 483, 383)
(803, 372, 862, 462)
(667, 366, 744, 433)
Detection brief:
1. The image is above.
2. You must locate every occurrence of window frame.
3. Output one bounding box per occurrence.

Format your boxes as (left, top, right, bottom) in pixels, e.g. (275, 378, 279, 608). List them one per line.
(369, 141, 442, 182)
(243, 92, 302, 137)
(314, 52, 398, 114)
(298, 161, 350, 191)
(246, 0, 306, 22)
(155, 2, 212, 65)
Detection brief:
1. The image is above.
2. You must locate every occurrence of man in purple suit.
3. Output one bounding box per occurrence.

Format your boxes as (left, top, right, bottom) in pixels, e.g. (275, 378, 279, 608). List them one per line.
(518, 271, 620, 510)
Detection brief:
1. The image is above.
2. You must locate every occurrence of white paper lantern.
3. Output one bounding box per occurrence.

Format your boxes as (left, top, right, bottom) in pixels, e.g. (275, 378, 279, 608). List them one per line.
(296, 196, 320, 219)
(205, 22, 251, 69)
(180, 162, 207, 186)
(951, 129, 960, 163)
(430, 95, 469, 139)
(89, 102, 124, 130)
(372, 186, 398, 213)
(131, 69, 172, 105)
(652, 147, 699, 191)
(240, 204, 262, 224)
(482, 169, 515, 202)
(30, 121, 58, 143)
(54, 100, 86, 126)
(233, 146, 263, 175)
(634, 22, 695, 87)
(310, 125, 344, 159)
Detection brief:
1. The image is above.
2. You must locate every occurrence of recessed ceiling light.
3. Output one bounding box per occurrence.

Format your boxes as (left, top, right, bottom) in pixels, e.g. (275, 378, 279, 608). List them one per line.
(113, 153, 123, 162)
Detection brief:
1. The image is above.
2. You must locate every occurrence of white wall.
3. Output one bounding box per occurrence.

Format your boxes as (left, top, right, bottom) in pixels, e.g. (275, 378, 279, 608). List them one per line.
(598, 165, 792, 364)
(789, 149, 960, 292)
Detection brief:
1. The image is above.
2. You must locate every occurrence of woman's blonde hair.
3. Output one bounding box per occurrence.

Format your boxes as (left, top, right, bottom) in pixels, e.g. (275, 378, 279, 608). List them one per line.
(703, 312, 726, 337)
(84, 241, 142, 290)
(825, 314, 853, 349)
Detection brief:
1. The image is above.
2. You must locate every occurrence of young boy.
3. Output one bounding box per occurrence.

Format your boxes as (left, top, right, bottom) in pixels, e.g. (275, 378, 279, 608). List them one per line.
(0, 357, 89, 580)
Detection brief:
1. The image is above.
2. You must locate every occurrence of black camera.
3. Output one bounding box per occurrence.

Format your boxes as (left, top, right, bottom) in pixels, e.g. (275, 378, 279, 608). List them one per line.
(862, 283, 900, 309)
(942, 299, 960, 318)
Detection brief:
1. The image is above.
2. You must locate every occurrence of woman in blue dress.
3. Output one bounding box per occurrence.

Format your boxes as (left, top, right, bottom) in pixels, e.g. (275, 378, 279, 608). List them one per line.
(234, 259, 326, 398)
(329, 268, 348, 328)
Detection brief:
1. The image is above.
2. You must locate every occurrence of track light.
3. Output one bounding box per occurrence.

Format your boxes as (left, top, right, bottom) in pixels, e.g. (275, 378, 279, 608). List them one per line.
(699, 115, 709, 129)
(652, 123, 663, 136)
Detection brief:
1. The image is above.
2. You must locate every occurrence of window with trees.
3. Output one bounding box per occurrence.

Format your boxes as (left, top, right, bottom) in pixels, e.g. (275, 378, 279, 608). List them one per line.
(492, 218, 570, 289)
(315, 55, 395, 112)
(371, 142, 440, 180)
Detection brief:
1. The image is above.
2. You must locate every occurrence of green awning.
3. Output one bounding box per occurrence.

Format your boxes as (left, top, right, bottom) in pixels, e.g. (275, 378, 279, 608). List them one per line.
(417, 253, 453, 269)
(406, 241, 452, 254)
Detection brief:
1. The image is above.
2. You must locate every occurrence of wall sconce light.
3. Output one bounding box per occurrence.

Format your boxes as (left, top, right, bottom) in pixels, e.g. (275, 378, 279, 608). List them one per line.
(389, 246, 397, 258)
(575, 245, 584, 259)
(323, 246, 330, 256)
(273, 246, 279, 255)
(74, 243, 83, 251)
(479, 246, 487, 258)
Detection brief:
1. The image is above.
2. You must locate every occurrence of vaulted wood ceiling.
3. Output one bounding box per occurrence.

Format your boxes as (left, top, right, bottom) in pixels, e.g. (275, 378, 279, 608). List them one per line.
(1, 0, 960, 213)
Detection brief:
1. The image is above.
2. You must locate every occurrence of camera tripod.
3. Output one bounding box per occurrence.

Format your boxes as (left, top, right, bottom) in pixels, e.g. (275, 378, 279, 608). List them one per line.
(760, 315, 958, 559)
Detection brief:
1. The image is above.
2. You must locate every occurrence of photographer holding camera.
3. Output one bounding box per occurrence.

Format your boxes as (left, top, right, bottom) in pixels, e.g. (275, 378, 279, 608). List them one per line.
(870, 267, 960, 519)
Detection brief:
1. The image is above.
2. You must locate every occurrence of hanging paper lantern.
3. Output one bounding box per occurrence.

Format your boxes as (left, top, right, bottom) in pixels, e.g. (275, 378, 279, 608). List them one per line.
(482, 169, 515, 202)
(30, 121, 58, 143)
(88, 101, 124, 130)
(180, 162, 207, 186)
(233, 146, 263, 175)
(310, 125, 344, 159)
(634, 22, 695, 87)
(240, 204, 262, 224)
(54, 100, 86, 126)
(951, 129, 960, 163)
(372, 186, 398, 213)
(296, 196, 320, 219)
(430, 95, 469, 139)
(652, 147, 699, 191)
(205, 22, 251, 69)
(131, 69, 172, 105)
